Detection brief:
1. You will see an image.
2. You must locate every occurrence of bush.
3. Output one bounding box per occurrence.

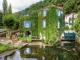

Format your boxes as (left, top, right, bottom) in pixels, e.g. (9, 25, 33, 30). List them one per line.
(0, 26, 5, 29)
(65, 25, 69, 30)
(18, 37, 24, 40)
(18, 33, 23, 37)
(0, 44, 9, 53)
(26, 37, 32, 43)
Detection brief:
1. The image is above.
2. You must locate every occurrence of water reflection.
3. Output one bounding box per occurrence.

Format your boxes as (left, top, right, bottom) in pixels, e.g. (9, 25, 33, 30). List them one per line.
(7, 50, 22, 60)
(24, 48, 31, 54)
(0, 44, 80, 60)
(0, 57, 4, 60)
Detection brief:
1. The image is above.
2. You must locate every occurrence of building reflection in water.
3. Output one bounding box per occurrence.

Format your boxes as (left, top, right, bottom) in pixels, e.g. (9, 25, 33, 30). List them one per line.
(0, 44, 79, 60)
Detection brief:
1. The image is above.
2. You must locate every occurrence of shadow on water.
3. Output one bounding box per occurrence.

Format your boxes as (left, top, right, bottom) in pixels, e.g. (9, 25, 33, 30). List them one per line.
(0, 43, 80, 60)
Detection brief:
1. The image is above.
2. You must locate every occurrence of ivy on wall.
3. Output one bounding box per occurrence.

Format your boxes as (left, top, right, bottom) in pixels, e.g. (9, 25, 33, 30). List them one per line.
(46, 6, 58, 42)
(31, 16, 38, 36)
(59, 13, 65, 35)
(19, 16, 38, 36)
(38, 10, 43, 36)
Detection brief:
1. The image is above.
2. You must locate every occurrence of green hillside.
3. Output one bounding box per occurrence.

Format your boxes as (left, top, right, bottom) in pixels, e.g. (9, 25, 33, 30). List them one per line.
(14, 0, 80, 18)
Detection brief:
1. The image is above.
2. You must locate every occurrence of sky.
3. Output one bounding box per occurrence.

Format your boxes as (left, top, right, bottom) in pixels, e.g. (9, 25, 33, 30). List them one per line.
(0, 0, 41, 13)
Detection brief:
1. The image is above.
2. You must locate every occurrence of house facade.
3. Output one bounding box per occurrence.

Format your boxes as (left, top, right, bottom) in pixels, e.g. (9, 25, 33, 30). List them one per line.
(65, 13, 78, 28)
(21, 4, 65, 43)
(38, 4, 65, 43)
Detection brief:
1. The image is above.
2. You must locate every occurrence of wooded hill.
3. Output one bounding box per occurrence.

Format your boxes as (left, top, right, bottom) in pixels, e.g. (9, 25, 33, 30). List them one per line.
(14, 0, 80, 17)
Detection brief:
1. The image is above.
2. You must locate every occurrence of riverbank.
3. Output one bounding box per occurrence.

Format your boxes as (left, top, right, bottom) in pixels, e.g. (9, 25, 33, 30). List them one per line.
(0, 41, 50, 57)
(0, 40, 28, 53)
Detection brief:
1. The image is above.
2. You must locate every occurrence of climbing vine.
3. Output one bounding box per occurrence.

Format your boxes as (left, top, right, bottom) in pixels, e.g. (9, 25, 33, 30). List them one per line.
(31, 16, 38, 36)
(19, 16, 38, 36)
(46, 6, 58, 43)
(59, 13, 65, 35)
(38, 10, 43, 36)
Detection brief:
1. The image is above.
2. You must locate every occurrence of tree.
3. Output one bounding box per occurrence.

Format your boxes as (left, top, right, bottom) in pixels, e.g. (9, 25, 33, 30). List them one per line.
(74, 13, 80, 36)
(0, 10, 3, 26)
(13, 20, 19, 30)
(3, 15, 16, 36)
(8, 4, 12, 15)
(3, 0, 8, 15)
(63, 0, 79, 14)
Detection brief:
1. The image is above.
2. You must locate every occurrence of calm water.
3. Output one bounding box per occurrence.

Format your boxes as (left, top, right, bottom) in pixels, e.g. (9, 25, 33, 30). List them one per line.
(0, 43, 80, 60)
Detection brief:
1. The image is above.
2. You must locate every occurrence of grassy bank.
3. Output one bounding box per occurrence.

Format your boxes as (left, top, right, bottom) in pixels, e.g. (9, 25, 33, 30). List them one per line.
(18, 36, 32, 43)
(0, 44, 15, 53)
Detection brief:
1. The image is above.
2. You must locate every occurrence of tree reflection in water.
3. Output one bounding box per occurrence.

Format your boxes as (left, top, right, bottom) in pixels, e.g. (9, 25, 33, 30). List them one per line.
(1, 45, 80, 60)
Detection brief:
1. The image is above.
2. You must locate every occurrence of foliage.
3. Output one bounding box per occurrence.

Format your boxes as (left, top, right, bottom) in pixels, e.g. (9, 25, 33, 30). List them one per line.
(65, 25, 69, 30)
(14, 0, 80, 17)
(74, 13, 80, 36)
(18, 37, 24, 41)
(0, 44, 9, 53)
(13, 20, 19, 30)
(14, 0, 67, 17)
(38, 10, 42, 36)
(8, 4, 12, 15)
(19, 16, 24, 33)
(46, 6, 58, 42)
(0, 11, 3, 26)
(60, 13, 65, 34)
(26, 37, 32, 43)
(3, 0, 8, 15)
(63, 0, 80, 14)
(19, 16, 38, 36)
(18, 33, 23, 37)
(18, 36, 32, 43)
(31, 16, 38, 36)
(3, 15, 16, 30)
(0, 26, 5, 29)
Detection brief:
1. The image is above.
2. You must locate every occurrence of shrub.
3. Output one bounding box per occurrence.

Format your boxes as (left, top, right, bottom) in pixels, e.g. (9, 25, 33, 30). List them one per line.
(26, 37, 32, 43)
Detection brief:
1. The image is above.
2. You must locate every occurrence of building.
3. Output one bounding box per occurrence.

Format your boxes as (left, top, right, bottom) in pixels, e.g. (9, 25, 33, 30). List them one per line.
(65, 13, 78, 28)
(21, 4, 65, 43)
(38, 4, 65, 42)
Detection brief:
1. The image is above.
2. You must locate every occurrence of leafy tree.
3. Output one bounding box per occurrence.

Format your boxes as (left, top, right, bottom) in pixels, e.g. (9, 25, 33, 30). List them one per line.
(74, 13, 80, 36)
(13, 20, 19, 30)
(0, 10, 3, 26)
(3, 15, 16, 36)
(3, 0, 8, 15)
(8, 4, 12, 15)
(65, 25, 69, 30)
(63, 0, 79, 14)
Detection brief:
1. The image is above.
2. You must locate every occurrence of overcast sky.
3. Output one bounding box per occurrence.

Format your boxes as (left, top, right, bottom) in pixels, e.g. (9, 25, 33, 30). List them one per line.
(0, 0, 41, 13)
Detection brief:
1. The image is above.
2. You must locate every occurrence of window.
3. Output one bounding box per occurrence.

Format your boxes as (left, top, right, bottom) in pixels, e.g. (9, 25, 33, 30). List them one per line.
(42, 10, 47, 16)
(57, 9, 63, 17)
(24, 21, 31, 28)
(57, 21, 60, 28)
(69, 19, 73, 24)
(42, 20, 46, 28)
(24, 48, 31, 54)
